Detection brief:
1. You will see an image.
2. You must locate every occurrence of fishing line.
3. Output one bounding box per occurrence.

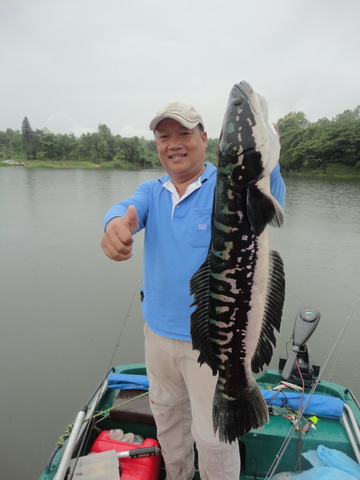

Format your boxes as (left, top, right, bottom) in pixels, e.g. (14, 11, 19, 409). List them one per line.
(322, 316, 352, 386)
(295, 360, 306, 473)
(106, 279, 141, 373)
(265, 294, 360, 479)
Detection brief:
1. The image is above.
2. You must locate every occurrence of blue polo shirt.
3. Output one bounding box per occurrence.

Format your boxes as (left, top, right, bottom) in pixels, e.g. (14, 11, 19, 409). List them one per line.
(104, 162, 285, 341)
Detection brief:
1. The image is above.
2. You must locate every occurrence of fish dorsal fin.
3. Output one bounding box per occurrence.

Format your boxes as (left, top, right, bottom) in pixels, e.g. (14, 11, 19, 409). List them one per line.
(251, 250, 285, 373)
(190, 251, 219, 375)
(247, 184, 285, 236)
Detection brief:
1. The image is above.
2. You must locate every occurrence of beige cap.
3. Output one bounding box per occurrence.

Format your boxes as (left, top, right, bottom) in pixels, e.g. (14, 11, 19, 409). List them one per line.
(149, 102, 204, 131)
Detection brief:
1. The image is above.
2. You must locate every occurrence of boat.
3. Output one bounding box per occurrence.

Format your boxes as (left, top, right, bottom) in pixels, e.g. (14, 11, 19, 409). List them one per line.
(39, 306, 360, 480)
(3, 159, 24, 166)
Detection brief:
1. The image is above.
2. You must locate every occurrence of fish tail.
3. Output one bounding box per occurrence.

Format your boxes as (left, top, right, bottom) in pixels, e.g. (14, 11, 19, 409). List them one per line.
(213, 382, 269, 443)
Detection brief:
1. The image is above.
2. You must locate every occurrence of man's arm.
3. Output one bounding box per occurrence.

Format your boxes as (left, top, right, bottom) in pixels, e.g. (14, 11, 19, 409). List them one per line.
(270, 163, 286, 209)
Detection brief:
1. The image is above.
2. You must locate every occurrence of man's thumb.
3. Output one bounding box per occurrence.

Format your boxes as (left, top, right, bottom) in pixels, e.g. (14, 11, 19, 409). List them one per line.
(127, 205, 139, 234)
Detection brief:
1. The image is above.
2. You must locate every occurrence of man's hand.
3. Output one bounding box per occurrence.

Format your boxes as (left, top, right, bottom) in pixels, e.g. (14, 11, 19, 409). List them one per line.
(101, 205, 139, 261)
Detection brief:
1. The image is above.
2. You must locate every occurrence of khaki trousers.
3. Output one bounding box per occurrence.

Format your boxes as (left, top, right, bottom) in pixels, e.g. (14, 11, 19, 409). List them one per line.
(144, 325, 241, 480)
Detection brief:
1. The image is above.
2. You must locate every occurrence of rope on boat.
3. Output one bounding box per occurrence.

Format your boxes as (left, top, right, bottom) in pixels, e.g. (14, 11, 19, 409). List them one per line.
(93, 390, 149, 423)
(55, 424, 74, 449)
(54, 390, 149, 447)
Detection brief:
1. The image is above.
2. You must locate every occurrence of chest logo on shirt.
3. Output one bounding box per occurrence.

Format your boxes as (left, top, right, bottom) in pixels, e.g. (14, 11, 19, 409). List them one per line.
(198, 224, 207, 230)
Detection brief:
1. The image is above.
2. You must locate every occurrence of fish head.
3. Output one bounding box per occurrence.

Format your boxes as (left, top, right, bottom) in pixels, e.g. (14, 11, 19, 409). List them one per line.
(218, 80, 280, 186)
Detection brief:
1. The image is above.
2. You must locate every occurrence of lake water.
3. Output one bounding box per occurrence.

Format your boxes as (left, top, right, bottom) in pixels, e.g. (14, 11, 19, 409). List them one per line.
(1, 167, 359, 479)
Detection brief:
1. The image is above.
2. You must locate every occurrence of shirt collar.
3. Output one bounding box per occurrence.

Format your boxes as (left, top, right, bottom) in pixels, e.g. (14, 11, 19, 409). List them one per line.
(162, 173, 205, 219)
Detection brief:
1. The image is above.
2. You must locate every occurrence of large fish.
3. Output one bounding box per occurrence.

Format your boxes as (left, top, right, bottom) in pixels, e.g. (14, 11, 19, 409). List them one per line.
(190, 80, 285, 443)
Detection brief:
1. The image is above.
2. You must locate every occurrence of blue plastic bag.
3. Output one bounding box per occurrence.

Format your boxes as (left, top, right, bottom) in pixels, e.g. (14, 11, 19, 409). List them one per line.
(292, 446, 360, 479)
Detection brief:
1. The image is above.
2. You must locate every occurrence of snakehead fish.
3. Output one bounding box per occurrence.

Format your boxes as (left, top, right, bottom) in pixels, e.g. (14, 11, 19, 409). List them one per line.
(190, 80, 285, 443)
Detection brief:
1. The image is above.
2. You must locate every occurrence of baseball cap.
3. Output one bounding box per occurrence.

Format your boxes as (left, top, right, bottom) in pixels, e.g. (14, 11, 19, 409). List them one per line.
(149, 102, 205, 131)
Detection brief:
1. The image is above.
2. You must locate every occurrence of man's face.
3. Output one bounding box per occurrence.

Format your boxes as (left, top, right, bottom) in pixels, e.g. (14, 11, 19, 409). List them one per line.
(154, 118, 208, 182)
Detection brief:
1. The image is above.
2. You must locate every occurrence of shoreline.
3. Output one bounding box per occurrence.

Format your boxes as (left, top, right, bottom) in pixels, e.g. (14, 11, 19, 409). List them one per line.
(2, 159, 360, 178)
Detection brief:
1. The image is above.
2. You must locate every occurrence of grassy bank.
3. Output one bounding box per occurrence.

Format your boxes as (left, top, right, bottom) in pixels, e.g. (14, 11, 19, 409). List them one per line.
(2, 159, 360, 178)
(1, 159, 104, 169)
(282, 162, 360, 179)
(1, 159, 155, 170)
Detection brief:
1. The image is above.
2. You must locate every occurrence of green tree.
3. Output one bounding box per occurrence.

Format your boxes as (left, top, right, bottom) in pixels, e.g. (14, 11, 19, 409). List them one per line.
(0, 129, 17, 158)
(278, 107, 360, 173)
(113, 136, 148, 169)
(58, 133, 78, 160)
(77, 132, 99, 162)
(332, 119, 360, 167)
(9, 131, 23, 158)
(206, 138, 219, 165)
(277, 111, 310, 134)
(40, 130, 59, 159)
(97, 124, 116, 162)
(334, 110, 357, 122)
(21, 116, 34, 159)
(277, 112, 310, 172)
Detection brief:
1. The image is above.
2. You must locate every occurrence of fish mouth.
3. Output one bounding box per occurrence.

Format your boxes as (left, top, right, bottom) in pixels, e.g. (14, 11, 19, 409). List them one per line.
(232, 81, 253, 104)
(238, 80, 253, 96)
(219, 81, 258, 158)
(231, 81, 262, 118)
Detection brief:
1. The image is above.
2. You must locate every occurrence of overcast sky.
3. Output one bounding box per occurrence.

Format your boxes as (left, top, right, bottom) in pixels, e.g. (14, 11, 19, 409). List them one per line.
(1, 0, 359, 139)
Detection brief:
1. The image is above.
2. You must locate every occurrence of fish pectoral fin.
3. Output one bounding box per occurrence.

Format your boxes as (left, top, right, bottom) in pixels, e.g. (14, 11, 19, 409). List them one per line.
(246, 184, 285, 235)
(190, 251, 218, 374)
(251, 250, 285, 373)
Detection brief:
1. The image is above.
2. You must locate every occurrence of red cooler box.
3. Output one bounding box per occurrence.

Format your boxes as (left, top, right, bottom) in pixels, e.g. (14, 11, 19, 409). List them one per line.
(91, 430, 161, 480)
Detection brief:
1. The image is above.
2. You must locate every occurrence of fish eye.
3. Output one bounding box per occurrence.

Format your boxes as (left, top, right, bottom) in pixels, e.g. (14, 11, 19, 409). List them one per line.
(233, 98, 242, 106)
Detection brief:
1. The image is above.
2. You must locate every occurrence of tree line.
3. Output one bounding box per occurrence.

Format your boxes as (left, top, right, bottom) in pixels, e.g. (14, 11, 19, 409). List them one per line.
(1, 119, 162, 168)
(1, 106, 359, 172)
(277, 107, 360, 173)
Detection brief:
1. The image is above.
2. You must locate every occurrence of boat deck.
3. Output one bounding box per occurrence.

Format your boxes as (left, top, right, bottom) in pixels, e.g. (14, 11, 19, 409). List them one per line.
(40, 364, 360, 480)
(97, 365, 360, 479)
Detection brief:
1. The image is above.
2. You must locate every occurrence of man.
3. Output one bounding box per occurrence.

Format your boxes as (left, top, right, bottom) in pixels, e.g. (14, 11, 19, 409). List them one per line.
(101, 102, 286, 479)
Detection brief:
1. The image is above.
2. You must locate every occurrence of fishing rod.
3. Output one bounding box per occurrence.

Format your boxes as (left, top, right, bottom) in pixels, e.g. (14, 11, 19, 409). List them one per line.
(53, 405, 88, 480)
(266, 294, 360, 479)
(106, 279, 141, 372)
(49, 281, 142, 479)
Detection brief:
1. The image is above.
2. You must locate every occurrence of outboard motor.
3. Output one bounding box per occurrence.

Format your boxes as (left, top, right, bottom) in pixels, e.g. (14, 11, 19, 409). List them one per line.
(279, 307, 321, 387)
